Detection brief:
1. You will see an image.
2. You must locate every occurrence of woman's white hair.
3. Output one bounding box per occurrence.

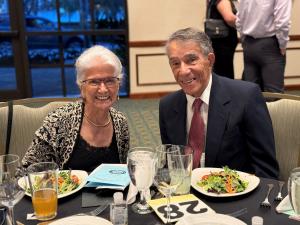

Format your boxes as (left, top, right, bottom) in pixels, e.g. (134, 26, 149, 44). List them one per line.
(75, 45, 123, 87)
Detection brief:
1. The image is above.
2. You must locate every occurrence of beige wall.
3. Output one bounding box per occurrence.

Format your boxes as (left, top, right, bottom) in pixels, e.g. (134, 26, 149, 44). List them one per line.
(128, 0, 300, 95)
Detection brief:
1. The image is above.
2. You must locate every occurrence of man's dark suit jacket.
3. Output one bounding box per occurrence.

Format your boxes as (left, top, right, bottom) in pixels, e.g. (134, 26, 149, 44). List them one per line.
(159, 74, 279, 179)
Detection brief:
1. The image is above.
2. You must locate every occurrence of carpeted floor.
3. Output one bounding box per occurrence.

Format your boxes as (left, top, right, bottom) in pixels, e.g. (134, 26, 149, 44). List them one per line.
(117, 98, 161, 148)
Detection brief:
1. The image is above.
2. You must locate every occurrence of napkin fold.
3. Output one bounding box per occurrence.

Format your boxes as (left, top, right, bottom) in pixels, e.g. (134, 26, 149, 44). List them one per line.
(126, 182, 150, 204)
(276, 196, 300, 221)
(276, 195, 293, 214)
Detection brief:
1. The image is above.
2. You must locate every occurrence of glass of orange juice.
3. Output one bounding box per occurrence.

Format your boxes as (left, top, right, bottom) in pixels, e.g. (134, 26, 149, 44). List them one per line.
(27, 162, 59, 221)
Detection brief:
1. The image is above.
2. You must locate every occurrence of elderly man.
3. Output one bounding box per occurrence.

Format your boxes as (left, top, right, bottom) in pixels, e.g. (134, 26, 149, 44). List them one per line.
(159, 27, 279, 179)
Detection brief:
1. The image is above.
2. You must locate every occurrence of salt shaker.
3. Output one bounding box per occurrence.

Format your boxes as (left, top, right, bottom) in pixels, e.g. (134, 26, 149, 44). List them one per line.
(110, 192, 128, 225)
(252, 216, 263, 225)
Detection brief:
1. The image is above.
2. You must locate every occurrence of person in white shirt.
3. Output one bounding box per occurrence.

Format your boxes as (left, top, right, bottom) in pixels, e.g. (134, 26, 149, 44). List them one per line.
(236, 0, 292, 93)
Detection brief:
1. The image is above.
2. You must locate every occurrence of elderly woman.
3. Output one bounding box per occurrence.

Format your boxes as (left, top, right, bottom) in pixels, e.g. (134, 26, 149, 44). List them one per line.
(22, 45, 130, 172)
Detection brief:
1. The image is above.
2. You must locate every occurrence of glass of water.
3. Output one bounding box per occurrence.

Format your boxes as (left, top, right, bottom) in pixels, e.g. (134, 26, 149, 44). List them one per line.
(127, 147, 157, 214)
(0, 154, 27, 225)
(288, 167, 300, 215)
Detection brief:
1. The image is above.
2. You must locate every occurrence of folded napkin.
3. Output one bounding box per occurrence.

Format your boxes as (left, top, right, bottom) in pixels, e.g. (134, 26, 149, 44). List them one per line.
(276, 195, 293, 214)
(276, 195, 300, 221)
(126, 182, 150, 204)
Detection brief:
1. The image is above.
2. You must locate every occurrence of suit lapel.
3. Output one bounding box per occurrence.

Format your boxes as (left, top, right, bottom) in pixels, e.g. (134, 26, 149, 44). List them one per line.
(205, 74, 231, 166)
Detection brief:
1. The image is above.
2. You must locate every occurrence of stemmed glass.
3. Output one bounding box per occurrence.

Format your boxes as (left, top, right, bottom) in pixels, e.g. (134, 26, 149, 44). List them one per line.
(127, 147, 157, 214)
(0, 154, 27, 225)
(153, 145, 186, 224)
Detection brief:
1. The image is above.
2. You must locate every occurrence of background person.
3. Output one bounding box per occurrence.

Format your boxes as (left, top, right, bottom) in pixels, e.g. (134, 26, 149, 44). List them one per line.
(22, 45, 130, 172)
(159, 27, 279, 179)
(207, 0, 238, 79)
(236, 0, 292, 93)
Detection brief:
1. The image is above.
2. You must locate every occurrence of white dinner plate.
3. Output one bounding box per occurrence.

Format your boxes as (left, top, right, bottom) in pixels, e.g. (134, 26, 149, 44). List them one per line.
(191, 167, 260, 197)
(49, 215, 113, 225)
(18, 170, 88, 199)
(176, 213, 246, 225)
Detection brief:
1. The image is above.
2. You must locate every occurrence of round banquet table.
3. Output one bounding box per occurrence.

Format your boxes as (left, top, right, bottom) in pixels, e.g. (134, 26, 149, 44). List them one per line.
(13, 177, 298, 225)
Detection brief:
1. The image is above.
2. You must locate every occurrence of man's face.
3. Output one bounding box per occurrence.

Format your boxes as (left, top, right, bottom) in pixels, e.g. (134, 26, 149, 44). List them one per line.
(167, 40, 215, 97)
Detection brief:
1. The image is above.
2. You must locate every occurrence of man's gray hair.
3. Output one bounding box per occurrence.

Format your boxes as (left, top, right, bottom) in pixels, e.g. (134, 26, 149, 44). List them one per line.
(75, 45, 123, 87)
(166, 27, 214, 56)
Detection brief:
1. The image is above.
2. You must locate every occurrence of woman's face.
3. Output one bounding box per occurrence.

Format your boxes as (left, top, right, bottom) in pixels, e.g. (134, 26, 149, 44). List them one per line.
(80, 57, 120, 111)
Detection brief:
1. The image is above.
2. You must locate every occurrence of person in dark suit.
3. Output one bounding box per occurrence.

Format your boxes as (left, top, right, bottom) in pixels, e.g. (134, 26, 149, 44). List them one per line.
(159, 27, 279, 179)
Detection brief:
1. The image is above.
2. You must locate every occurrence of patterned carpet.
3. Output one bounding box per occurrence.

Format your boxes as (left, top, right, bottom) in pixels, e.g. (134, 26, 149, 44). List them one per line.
(116, 98, 161, 148)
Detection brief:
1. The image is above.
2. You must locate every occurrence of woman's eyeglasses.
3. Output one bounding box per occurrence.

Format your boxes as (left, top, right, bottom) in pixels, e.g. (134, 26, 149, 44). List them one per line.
(81, 77, 120, 88)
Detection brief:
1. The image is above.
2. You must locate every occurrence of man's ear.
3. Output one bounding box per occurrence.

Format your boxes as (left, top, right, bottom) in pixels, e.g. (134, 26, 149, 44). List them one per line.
(207, 53, 215, 67)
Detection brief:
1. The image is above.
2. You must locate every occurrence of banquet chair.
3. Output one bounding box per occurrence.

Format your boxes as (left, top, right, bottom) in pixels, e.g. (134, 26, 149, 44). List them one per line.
(0, 101, 9, 155)
(7, 98, 78, 159)
(262, 91, 300, 101)
(265, 95, 300, 181)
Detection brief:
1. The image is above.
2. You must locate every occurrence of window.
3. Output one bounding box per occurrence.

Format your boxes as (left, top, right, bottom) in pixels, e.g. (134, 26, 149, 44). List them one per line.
(0, 0, 129, 100)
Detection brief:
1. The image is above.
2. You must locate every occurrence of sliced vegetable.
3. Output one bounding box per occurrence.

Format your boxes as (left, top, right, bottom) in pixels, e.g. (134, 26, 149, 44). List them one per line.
(196, 166, 248, 194)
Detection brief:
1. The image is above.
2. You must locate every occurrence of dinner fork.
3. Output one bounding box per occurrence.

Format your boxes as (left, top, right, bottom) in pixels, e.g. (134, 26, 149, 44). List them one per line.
(275, 181, 284, 201)
(75, 202, 109, 216)
(260, 183, 274, 207)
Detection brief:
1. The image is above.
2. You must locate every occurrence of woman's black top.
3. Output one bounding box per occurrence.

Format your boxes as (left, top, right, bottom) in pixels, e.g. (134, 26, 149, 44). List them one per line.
(64, 131, 120, 172)
(209, 0, 238, 45)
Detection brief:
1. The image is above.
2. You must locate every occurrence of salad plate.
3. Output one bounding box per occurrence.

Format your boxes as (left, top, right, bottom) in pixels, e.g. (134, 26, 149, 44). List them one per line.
(191, 167, 260, 197)
(176, 213, 246, 225)
(18, 170, 88, 199)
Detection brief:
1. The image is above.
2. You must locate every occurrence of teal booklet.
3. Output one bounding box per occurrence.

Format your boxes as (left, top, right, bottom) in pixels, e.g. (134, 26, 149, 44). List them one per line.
(85, 164, 130, 190)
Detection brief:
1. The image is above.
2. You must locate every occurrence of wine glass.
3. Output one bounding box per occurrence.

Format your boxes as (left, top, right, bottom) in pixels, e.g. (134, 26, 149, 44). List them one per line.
(0, 154, 27, 225)
(127, 147, 157, 214)
(153, 144, 187, 224)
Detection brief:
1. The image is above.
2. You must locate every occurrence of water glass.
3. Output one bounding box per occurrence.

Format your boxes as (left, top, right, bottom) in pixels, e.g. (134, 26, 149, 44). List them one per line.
(0, 154, 27, 225)
(127, 147, 157, 214)
(288, 167, 300, 215)
(27, 162, 59, 221)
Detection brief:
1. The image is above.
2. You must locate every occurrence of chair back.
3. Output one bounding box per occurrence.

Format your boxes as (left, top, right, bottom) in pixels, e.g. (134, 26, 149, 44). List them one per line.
(266, 96, 300, 181)
(263, 92, 300, 101)
(7, 98, 78, 159)
(0, 102, 9, 155)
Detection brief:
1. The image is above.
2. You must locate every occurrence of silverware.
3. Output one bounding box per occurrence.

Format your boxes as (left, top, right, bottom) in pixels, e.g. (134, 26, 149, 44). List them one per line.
(75, 202, 109, 216)
(260, 183, 274, 207)
(227, 208, 248, 218)
(275, 181, 284, 201)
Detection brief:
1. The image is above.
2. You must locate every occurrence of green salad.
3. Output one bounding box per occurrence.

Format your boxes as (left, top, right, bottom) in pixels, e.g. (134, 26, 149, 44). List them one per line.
(27, 171, 80, 195)
(197, 166, 248, 194)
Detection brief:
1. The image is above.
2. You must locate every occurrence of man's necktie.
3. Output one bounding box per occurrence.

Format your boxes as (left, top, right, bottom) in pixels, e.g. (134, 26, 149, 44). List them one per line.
(188, 98, 205, 169)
